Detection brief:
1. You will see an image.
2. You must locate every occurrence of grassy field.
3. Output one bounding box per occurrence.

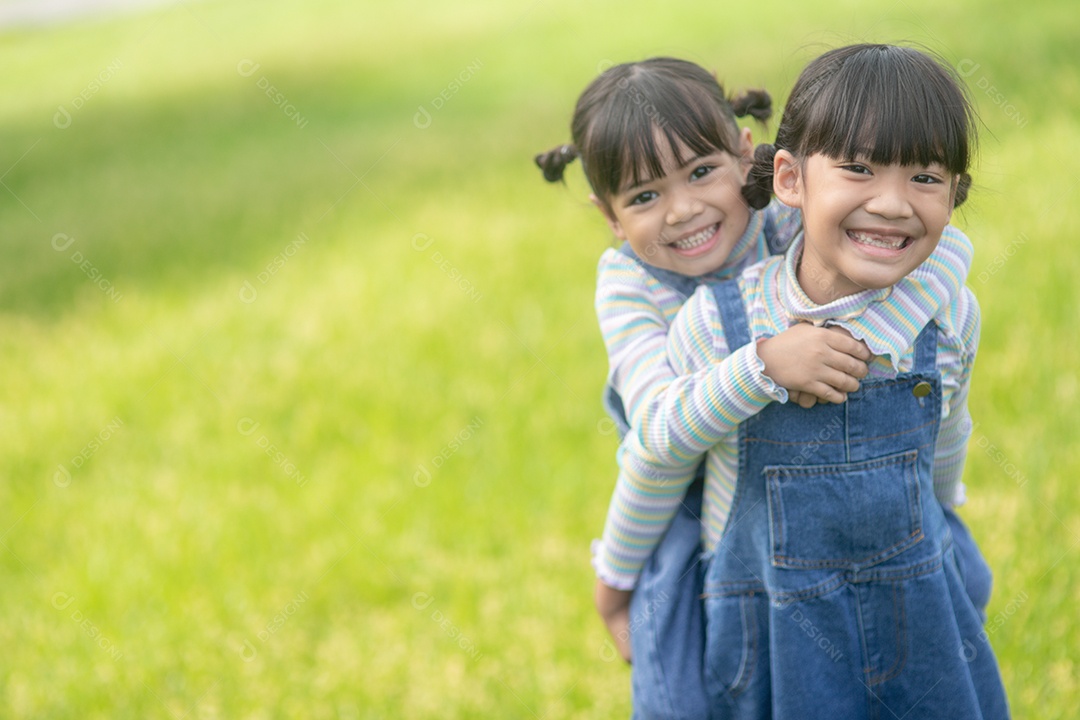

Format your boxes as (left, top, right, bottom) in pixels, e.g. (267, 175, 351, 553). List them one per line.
(0, 0, 1077, 716)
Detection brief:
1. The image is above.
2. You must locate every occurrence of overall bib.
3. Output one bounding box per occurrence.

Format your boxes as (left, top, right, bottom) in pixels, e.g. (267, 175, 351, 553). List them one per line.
(701, 280, 1008, 719)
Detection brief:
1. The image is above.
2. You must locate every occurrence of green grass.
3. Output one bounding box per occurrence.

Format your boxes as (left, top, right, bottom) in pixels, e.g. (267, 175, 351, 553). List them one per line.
(0, 0, 1077, 716)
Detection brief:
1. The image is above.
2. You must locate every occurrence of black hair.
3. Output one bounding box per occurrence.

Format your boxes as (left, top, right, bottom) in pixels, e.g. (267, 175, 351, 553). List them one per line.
(742, 44, 978, 210)
(535, 57, 772, 209)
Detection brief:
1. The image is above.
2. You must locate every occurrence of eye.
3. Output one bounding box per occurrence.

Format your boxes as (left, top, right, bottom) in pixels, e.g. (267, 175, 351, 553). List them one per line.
(840, 163, 872, 176)
(912, 173, 943, 185)
(690, 164, 714, 181)
(627, 190, 658, 206)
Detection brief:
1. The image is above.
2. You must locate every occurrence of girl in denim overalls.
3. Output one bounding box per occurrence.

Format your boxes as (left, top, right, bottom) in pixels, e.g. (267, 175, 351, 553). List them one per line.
(599, 44, 1007, 718)
(537, 56, 986, 718)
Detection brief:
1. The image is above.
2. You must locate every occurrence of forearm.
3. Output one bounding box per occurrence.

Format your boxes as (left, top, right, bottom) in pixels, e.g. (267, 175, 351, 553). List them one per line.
(635, 342, 781, 467)
(593, 440, 699, 590)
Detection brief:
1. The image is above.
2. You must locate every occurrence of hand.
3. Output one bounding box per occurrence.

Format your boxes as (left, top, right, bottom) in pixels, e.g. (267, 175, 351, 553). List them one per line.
(594, 579, 632, 663)
(757, 323, 872, 405)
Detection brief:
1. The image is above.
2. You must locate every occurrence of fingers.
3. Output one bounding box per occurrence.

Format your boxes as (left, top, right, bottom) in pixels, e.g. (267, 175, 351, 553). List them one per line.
(802, 380, 851, 405)
(825, 327, 873, 362)
(822, 348, 870, 380)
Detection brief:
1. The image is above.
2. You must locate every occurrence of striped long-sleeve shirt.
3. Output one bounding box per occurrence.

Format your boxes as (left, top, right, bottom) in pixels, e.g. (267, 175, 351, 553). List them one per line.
(594, 233, 979, 590)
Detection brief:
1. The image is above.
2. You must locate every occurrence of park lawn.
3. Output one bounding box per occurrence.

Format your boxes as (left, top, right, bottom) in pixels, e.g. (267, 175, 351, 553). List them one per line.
(0, 0, 1077, 716)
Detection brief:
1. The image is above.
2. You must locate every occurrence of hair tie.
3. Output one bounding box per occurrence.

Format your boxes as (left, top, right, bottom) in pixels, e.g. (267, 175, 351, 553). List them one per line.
(741, 143, 778, 210)
(535, 144, 579, 183)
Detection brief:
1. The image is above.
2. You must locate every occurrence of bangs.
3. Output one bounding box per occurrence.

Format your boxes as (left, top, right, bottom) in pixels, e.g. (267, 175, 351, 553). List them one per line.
(582, 66, 740, 198)
(794, 46, 974, 175)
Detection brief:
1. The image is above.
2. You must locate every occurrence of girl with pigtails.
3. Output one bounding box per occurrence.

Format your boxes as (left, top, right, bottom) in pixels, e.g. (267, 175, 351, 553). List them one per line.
(595, 45, 1007, 717)
(538, 52, 986, 717)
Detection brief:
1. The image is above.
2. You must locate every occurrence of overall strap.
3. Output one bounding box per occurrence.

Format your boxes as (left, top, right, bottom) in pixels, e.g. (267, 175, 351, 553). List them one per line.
(710, 278, 752, 351)
(912, 322, 939, 374)
(616, 242, 699, 300)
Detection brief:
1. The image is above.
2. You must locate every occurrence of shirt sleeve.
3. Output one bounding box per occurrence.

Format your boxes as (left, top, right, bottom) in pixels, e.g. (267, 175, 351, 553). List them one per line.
(593, 284, 782, 588)
(595, 249, 681, 430)
(834, 223, 973, 370)
(931, 287, 981, 507)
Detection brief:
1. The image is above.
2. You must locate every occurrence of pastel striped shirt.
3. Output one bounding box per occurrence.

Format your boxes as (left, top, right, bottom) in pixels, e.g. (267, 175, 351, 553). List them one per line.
(595, 233, 980, 590)
(597, 200, 802, 433)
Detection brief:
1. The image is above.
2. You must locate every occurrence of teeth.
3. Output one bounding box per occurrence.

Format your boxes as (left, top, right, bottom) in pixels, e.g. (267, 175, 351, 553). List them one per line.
(672, 224, 718, 250)
(849, 230, 907, 249)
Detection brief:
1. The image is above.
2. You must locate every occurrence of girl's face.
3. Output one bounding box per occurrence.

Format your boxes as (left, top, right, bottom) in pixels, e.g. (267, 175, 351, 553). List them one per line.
(596, 128, 754, 277)
(774, 150, 956, 304)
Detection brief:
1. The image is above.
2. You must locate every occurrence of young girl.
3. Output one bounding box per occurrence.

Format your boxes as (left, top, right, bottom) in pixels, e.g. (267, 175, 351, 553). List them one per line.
(597, 44, 1007, 718)
(538, 57, 979, 718)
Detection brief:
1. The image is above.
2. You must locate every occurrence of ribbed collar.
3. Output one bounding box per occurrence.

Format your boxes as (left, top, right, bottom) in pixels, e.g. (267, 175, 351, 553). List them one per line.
(779, 233, 893, 324)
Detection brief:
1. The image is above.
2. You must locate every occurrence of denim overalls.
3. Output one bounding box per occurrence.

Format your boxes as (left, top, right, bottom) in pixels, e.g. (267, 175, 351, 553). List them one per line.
(698, 279, 1008, 719)
(603, 247, 997, 719)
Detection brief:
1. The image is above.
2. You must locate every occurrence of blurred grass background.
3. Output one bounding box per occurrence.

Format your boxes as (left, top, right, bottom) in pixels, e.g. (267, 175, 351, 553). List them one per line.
(0, 0, 1076, 716)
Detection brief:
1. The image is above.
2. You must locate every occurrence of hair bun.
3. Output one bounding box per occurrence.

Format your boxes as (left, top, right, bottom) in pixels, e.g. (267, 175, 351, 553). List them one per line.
(953, 172, 972, 207)
(741, 142, 777, 210)
(535, 144, 579, 183)
(731, 89, 772, 123)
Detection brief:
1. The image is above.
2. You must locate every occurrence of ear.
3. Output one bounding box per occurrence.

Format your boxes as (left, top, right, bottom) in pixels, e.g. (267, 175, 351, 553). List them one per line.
(772, 149, 803, 208)
(591, 194, 626, 240)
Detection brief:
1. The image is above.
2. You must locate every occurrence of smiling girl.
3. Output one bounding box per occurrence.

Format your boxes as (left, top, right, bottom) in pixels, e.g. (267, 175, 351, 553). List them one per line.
(599, 44, 1007, 718)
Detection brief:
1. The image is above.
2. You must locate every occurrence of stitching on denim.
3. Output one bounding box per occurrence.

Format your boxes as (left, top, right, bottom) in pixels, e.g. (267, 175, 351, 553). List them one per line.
(727, 594, 758, 698)
(765, 452, 924, 570)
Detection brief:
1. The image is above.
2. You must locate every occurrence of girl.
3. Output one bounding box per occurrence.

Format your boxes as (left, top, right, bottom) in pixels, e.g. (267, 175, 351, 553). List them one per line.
(598, 44, 1007, 718)
(538, 57, 979, 718)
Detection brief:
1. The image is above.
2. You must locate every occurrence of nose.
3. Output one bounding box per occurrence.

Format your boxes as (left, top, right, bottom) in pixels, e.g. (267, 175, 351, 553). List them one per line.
(864, 180, 914, 219)
(665, 190, 703, 226)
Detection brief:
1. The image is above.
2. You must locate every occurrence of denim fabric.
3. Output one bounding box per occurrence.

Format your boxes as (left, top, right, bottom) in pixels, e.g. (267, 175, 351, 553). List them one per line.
(701, 280, 1009, 719)
(629, 475, 710, 719)
(624, 280, 753, 719)
(944, 508, 994, 625)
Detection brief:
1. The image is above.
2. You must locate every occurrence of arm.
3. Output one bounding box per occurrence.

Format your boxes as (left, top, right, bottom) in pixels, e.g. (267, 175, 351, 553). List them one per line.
(593, 284, 865, 588)
(838, 223, 973, 369)
(931, 287, 981, 507)
(595, 250, 683, 430)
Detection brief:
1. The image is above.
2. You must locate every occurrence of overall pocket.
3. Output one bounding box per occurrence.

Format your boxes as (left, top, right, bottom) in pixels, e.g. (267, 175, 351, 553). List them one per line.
(765, 450, 924, 570)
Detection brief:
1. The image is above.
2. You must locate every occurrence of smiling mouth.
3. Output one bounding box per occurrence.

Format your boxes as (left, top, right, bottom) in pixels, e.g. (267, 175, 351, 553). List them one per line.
(671, 223, 719, 251)
(847, 230, 912, 250)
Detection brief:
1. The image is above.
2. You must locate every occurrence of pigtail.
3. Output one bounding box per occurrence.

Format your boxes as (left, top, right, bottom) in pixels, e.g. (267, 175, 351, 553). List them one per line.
(730, 89, 772, 123)
(741, 142, 778, 210)
(534, 144, 579, 183)
(953, 172, 972, 208)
